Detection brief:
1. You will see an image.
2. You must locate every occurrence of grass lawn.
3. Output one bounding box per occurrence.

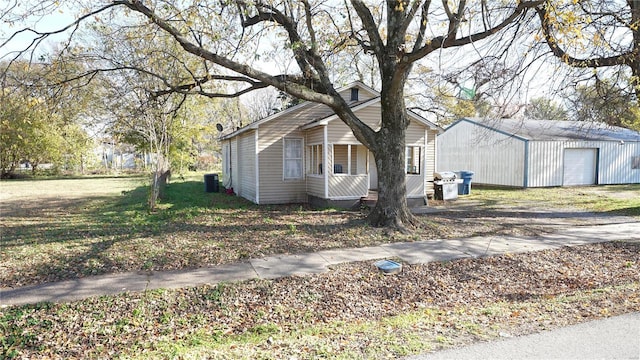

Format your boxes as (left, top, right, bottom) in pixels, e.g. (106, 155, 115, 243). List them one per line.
(1, 175, 639, 358)
(2, 175, 638, 288)
(469, 184, 640, 217)
(1, 174, 409, 287)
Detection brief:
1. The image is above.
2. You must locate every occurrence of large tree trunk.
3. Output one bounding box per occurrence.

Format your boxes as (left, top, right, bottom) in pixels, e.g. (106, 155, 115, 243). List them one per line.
(367, 80, 416, 230)
(148, 153, 170, 211)
(368, 139, 415, 229)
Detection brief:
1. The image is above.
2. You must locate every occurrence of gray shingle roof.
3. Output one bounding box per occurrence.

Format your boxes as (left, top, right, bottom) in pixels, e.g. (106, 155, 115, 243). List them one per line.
(465, 118, 640, 142)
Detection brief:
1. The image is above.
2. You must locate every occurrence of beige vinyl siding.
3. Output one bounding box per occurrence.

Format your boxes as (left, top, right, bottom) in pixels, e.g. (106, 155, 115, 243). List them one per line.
(406, 121, 427, 196)
(327, 106, 381, 143)
(325, 107, 375, 199)
(327, 120, 359, 143)
(251, 99, 343, 204)
(406, 175, 424, 197)
(306, 126, 324, 144)
(325, 103, 436, 198)
(405, 121, 428, 197)
(326, 143, 334, 178)
(237, 131, 256, 202)
(257, 122, 307, 204)
(328, 175, 369, 198)
(306, 176, 324, 198)
(224, 85, 441, 204)
(425, 129, 437, 194)
(406, 121, 426, 145)
(338, 87, 376, 102)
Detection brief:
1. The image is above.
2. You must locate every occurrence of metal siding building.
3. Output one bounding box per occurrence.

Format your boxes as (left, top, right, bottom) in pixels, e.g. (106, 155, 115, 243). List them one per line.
(437, 118, 640, 187)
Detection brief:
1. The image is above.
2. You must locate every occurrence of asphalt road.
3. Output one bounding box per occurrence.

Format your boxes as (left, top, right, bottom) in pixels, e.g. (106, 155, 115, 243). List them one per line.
(407, 312, 640, 360)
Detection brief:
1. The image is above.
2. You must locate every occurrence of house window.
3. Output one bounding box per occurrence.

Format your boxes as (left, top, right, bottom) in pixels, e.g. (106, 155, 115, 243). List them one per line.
(350, 88, 359, 101)
(406, 146, 421, 174)
(332, 144, 367, 175)
(632, 156, 640, 170)
(307, 144, 323, 175)
(284, 138, 303, 180)
(333, 145, 348, 174)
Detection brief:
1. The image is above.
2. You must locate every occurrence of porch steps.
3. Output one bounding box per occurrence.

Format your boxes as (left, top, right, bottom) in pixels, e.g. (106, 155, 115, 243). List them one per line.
(360, 190, 378, 208)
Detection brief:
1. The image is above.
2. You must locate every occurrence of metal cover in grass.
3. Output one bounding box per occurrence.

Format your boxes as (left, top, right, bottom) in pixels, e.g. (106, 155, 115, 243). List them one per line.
(374, 259, 402, 275)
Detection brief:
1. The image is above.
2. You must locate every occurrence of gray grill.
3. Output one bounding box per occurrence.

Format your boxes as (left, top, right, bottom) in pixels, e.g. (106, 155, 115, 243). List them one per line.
(433, 171, 459, 200)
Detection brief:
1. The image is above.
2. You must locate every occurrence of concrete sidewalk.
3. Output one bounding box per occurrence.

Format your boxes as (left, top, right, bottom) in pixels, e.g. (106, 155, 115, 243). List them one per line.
(1, 222, 639, 307)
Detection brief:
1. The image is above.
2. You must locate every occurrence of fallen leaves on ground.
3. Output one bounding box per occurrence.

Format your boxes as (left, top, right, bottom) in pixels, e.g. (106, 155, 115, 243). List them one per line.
(2, 241, 638, 359)
(0, 199, 607, 288)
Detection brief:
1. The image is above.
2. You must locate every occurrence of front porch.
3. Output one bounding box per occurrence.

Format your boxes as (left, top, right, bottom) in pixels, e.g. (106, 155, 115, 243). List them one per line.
(302, 123, 431, 209)
(306, 173, 370, 209)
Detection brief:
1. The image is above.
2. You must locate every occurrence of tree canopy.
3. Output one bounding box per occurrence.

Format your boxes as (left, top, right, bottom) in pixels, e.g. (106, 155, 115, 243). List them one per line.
(570, 80, 640, 130)
(536, 1, 639, 99)
(0, 60, 91, 177)
(525, 97, 568, 120)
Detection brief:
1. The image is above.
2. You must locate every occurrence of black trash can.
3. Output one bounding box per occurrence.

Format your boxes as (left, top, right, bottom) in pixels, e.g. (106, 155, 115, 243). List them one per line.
(204, 173, 219, 193)
(458, 170, 474, 195)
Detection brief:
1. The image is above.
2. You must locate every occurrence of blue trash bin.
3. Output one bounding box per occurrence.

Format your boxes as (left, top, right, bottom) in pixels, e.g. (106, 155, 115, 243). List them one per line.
(458, 170, 474, 195)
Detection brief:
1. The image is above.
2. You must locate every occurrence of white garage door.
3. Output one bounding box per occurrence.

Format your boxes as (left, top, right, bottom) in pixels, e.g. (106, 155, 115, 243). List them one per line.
(563, 148, 597, 186)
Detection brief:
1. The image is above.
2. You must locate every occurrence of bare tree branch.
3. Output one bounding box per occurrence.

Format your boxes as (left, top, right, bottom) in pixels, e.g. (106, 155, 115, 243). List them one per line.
(408, 1, 544, 62)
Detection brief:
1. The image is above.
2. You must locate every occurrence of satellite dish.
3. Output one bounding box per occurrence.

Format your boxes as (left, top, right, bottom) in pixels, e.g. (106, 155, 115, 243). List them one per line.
(216, 123, 223, 132)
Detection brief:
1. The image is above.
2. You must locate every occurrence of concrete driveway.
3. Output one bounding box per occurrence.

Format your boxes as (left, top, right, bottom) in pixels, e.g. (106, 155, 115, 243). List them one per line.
(407, 312, 640, 360)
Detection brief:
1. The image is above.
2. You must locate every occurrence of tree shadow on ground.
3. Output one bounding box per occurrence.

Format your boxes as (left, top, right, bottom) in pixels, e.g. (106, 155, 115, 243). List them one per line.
(4, 180, 637, 288)
(0, 180, 381, 287)
(603, 206, 640, 217)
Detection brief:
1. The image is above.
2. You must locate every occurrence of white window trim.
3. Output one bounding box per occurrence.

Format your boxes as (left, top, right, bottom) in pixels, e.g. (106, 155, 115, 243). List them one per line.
(306, 142, 324, 176)
(283, 137, 304, 181)
(332, 143, 363, 176)
(405, 145, 422, 175)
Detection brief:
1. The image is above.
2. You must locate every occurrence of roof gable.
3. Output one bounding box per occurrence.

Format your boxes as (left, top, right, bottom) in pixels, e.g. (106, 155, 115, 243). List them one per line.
(221, 81, 440, 139)
(221, 81, 379, 140)
(449, 118, 640, 142)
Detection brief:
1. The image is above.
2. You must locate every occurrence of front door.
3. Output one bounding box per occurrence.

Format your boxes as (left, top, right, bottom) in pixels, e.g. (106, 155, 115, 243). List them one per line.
(368, 151, 378, 190)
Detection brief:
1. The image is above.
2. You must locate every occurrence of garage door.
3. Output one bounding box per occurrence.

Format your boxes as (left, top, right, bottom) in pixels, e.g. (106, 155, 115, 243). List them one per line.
(563, 148, 597, 186)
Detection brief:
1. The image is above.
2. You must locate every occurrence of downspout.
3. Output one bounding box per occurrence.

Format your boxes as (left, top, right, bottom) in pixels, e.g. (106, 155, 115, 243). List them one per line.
(434, 131, 438, 172)
(423, 129, 428, 200)
(324, 125, 329, 199)
(523, 140, 529, 188)
(223, 139, 233, 189)
(255, 129, 260, 203)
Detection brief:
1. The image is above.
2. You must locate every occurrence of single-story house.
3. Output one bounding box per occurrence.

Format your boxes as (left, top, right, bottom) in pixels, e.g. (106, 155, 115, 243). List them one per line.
(220, 82, 441, 208)
(437, 118, 640, 187)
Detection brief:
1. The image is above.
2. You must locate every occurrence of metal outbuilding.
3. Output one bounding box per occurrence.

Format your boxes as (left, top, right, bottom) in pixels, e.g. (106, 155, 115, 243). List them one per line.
(437, 118, 640, 187)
